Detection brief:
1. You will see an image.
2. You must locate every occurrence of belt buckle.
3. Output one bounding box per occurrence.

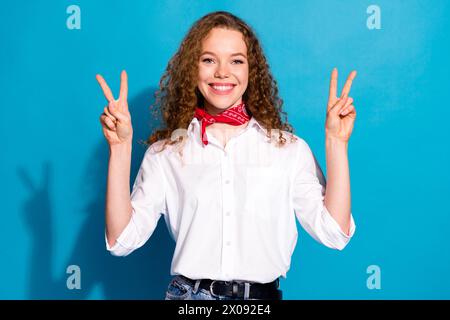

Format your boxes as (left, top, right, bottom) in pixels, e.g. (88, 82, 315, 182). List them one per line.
(209, 280, 219, 298)
(210, 280, 247, 299)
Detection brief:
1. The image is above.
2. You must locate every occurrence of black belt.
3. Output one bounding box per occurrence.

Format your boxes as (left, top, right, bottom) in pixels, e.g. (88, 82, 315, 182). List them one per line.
(180, 275, 282, 300)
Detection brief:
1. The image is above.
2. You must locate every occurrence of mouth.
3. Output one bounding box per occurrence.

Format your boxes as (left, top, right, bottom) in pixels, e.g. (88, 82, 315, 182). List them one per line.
(208, 83, 236, 96)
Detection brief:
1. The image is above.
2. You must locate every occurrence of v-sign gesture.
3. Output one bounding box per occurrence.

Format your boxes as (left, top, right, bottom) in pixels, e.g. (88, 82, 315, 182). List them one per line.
(325, 68, 357, 143)
(96, 70, 133, 146)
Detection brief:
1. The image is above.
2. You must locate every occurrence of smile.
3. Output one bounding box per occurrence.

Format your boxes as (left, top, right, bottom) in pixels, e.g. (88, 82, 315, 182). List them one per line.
(208, 83, 236, 95)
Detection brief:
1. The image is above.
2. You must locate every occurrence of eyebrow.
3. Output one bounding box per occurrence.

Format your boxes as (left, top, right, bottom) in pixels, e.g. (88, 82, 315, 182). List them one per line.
(200, 51, 247, 59)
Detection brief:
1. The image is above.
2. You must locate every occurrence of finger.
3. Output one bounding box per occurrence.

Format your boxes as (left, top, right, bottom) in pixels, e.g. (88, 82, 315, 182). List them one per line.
(339, 97, 354, 115)
(100, 114, 113, 128)
(328, 68, 338, 107)
(340, 104, 356, 117)
(103, 106, 117, 123)
(100, 114, 116, 130)
(330, 96, 348, 114)
(104, 116, 117, 130)
(108, 101, 128, 123)
(119, 70, 128, 102)
(96, 74, 115, 102)
(341, 70, 357, 98)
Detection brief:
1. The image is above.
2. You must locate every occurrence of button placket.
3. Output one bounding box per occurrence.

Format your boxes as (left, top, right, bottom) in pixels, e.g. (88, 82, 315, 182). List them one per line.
(221, 148, 234, 279)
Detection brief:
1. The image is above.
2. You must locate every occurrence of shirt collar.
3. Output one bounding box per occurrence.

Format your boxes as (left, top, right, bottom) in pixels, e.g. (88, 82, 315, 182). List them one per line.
(187, 116, 267, 138)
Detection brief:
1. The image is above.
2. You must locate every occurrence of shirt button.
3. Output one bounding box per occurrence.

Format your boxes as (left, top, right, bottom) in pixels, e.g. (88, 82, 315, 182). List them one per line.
(226, 241, 231, 246)
(226, 211, 230, 216)
(225, 180, 230, 184)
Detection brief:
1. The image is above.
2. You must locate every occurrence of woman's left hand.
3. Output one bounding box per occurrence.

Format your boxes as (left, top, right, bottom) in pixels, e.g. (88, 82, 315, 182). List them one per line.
(325, 68, 357, 143)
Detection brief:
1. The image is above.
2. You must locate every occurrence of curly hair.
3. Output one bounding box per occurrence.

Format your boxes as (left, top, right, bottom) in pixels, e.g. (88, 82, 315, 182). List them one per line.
(145, 11, 296, 151)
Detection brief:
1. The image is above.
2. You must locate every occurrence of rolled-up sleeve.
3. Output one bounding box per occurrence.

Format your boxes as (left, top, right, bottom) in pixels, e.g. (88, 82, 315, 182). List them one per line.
(106, 143, 167, 256)
(292, 139, 356, 250)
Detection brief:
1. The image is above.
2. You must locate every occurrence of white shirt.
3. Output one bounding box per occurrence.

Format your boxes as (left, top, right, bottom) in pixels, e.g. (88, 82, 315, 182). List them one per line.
(106, 116, 356, 284)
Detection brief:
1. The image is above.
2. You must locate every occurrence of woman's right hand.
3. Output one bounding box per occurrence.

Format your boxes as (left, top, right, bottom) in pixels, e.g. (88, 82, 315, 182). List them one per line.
(96, 70, 133, 145)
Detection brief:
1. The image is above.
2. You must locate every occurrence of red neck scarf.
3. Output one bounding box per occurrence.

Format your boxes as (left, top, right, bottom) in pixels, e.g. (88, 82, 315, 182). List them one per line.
(194, 102, 250, 146)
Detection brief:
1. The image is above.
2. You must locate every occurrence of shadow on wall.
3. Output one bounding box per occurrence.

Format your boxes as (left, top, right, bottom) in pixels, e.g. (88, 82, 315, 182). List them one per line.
(19, 86, 175, 299)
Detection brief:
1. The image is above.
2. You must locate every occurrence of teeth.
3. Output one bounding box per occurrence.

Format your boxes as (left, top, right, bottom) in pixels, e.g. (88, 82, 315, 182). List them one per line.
(212, 85, 234, 91)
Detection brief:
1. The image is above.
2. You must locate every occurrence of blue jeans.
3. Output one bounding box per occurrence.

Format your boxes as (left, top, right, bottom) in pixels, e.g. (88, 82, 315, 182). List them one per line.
(165, 275, 279, 300)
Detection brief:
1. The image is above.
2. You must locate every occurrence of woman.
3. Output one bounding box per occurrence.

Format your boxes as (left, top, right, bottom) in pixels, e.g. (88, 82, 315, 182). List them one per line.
(96, 11, 357, 300)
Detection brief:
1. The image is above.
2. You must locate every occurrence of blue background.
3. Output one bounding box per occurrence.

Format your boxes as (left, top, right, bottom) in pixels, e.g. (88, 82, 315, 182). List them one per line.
(1, 0, 449, 299)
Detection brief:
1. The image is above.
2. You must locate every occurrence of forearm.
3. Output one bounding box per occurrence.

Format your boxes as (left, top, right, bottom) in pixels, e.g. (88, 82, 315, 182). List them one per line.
(105, 141, 133, 247)
(323, 136, 352, 235)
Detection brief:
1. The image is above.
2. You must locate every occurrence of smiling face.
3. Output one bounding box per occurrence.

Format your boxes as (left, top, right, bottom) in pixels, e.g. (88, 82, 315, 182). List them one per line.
(197, 27, 249, 115)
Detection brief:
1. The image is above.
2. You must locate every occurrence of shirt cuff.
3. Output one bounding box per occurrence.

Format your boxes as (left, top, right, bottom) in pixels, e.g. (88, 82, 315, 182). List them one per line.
(322, 206, 356, 250)
(105, 216, 139, 256)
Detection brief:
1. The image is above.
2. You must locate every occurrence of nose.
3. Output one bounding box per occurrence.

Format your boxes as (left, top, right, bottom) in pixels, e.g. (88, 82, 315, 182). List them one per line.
(214, 63, 229, 78)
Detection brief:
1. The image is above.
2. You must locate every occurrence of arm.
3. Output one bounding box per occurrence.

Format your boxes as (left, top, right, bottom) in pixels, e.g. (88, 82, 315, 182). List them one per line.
(292, 138, 354, 251)
(323, 68, 357, 236)
(106, 141, 133, 247)
(97, 71, 165, 256)
(324, 137, 351, 235)
(96, 71, 134, 248)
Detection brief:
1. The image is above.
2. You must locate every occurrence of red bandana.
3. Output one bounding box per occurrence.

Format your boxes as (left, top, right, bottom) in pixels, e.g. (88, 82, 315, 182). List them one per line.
(194, 102, 250, 146)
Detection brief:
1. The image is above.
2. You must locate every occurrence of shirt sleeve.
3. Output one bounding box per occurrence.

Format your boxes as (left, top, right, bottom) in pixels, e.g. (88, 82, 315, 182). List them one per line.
(292, 138, 356, 251)
(106, 142, 168, 256)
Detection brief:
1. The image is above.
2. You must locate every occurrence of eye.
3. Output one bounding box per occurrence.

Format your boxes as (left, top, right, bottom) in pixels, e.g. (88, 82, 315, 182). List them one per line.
(202, 58, 214, 64)
(232, 59, 244, 64)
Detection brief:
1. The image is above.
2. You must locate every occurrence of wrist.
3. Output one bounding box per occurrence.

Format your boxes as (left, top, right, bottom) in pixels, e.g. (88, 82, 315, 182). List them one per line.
(325, 135, 348, 149)
(109, 140, 132, 155)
